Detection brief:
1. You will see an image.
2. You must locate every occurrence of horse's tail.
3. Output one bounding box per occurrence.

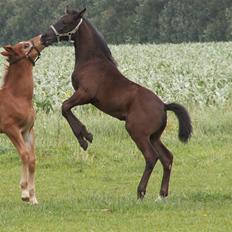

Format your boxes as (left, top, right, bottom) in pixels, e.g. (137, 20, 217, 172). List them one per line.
(165, 103, 192, 143)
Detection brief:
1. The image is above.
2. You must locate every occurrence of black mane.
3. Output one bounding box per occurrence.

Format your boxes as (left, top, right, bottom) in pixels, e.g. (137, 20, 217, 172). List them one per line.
(84, 18, 118, 66)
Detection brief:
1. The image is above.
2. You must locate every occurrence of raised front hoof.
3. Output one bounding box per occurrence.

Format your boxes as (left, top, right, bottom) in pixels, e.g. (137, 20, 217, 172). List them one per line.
(79, 139, 89, 151)
(85, 132, 93, 143)
(78, 133, 93, 150)
(137, 191, 146, 200)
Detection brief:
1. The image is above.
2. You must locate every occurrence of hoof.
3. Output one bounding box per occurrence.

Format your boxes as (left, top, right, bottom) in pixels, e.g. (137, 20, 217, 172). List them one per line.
(76, 134, 88, 150)
(76, 130, 93, 150)
(21, 197, 30, 202)
(81, 126, 93, 143)
(21, 190, 30, 202)
(137, 191, 146, 200)
(80, 140, 88, 151)
(155, 195, 168, 203)
(85, 133, 93, 143)
(30, 197, 38, 205)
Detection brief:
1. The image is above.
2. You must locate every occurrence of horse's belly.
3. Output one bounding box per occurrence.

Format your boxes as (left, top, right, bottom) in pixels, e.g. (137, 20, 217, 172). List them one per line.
(1, 105, 35, 132)
(19, 108, 35, 131)
(71, 73, 79, 90)
(92, 101, 127, 121)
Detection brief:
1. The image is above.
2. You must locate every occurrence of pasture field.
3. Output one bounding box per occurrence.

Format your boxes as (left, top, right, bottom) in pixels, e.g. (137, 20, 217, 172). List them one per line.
(0, 43, 232, 231)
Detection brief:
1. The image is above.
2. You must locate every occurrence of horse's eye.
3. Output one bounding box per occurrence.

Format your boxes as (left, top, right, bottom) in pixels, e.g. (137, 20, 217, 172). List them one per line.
(62, 20, 67, 25)
(24, 43, 30, 49)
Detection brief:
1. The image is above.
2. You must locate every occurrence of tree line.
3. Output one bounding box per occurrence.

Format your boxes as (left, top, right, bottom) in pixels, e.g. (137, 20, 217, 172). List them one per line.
(1, 0, 232, 45)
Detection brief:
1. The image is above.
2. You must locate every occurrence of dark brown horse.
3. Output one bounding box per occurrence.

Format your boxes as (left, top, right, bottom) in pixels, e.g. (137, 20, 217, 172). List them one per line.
(0, 35, 44, 204)
(41, 8, 192, 200)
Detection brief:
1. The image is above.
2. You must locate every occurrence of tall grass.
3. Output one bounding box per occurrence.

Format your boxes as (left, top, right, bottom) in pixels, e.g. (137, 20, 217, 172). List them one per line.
(1, 42, 231, 113)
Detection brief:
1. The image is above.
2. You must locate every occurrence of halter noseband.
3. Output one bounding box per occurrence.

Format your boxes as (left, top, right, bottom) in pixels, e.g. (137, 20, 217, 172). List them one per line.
(9, 41, 41, 66)
(50, 18, 83, 42)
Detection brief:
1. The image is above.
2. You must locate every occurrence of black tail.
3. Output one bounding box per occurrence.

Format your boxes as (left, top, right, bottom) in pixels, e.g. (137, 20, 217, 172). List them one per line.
(165, 103, 192, 143)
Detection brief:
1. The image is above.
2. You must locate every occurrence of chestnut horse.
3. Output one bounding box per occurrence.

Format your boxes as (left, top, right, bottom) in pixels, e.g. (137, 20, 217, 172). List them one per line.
(0, 35, 43, 204)
(41, 8, 192, 200)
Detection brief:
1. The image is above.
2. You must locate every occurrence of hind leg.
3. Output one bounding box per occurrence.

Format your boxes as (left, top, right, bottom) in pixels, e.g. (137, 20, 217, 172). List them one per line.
(126, 123, 158, 199)
(152, 139, 173, 199)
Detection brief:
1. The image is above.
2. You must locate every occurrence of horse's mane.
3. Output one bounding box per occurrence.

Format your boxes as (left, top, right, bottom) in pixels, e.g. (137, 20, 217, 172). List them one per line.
(84, 18, 118, 66)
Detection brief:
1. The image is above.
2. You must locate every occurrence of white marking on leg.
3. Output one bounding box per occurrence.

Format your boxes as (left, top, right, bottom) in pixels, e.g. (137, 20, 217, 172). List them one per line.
(23, 131, 33, 150)
(21, 189, 30, 200)
(20, 163, 29, 200)
(29, 193, 38, 205)
(20, 131, 34, 202)
(25, 130, 38, 205)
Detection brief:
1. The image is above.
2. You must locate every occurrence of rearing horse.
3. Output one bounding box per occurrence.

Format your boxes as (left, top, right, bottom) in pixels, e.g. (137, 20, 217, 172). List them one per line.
(41, 8, 192, 200)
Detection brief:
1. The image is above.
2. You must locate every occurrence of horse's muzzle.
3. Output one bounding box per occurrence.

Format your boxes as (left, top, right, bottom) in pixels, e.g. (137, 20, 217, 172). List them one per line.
(41, 34, 52, 47)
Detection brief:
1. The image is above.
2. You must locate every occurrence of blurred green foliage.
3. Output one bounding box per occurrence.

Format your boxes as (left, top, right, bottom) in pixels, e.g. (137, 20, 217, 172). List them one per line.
(1, 0, 232, 45)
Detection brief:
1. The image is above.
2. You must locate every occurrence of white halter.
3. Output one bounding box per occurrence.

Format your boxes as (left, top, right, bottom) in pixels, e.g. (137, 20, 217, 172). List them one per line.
(50, 18, 83, 42)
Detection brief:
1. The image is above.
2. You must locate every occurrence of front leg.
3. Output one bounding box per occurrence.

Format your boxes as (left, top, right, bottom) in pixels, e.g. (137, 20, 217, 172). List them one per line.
(6, 126, 30, 203)
(23, 129, 38, 204)
(62, 89, 93, 150)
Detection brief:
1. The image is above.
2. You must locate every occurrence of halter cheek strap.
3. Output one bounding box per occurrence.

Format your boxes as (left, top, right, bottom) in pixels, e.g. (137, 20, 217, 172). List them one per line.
(50, 18, 83, 43)
(9, 41, 41, 66)
(27, 40, 41, 65)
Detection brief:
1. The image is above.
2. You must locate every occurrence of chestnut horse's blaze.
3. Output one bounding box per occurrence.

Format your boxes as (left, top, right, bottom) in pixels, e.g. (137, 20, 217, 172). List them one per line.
(41, 8, 192, 200)
(0, 35, 44, 204)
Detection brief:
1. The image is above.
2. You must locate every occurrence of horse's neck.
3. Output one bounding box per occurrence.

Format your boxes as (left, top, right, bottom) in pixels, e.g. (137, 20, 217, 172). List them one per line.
(3, 61, 34, 100)
(74, 20, 107, 63)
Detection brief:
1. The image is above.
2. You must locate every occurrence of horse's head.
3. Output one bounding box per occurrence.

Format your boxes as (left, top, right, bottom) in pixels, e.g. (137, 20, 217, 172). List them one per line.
(41, 7, 86, 46)
(1, 35, 44, 65)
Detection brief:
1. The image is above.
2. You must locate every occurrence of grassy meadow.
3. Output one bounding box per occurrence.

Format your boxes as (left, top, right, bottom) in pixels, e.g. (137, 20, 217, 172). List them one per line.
(0, 43, 232, 231)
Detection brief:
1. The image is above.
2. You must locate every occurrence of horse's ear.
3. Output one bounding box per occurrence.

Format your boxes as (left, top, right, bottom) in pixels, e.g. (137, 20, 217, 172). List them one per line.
(79, 8, 86, 17)
(65, 5, 70, 14)
(73, 8, 86, 20)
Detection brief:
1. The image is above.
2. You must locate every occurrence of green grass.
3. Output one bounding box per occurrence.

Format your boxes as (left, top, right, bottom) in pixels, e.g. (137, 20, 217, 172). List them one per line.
(0, 107, 232, 231)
